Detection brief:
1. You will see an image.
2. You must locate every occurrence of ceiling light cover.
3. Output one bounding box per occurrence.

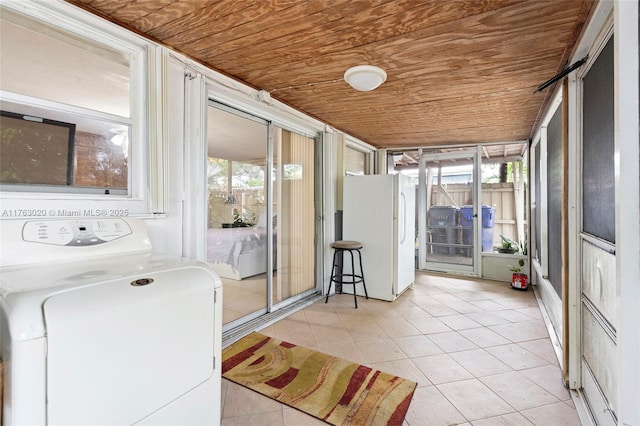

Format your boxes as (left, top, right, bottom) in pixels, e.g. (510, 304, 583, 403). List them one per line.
(344, 65, 387, 91)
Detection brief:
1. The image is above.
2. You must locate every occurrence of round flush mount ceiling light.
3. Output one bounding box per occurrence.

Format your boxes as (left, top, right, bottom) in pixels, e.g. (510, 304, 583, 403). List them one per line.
(344, 65, 387, 91)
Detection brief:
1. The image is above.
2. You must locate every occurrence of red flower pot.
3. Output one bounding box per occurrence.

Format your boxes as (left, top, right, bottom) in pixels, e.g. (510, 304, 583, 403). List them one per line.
(511, 273, 528, 290)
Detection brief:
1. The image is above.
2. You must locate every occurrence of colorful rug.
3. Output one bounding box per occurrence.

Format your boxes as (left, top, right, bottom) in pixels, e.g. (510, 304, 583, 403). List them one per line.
(222, 332, 417, 425)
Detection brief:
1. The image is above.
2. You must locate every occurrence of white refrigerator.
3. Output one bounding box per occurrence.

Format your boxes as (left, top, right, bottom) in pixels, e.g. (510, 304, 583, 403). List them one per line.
(342, 174, 416, 301)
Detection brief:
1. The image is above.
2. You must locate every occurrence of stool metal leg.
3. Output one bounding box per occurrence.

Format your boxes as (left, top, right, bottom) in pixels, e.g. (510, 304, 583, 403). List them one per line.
(357, 249, 368, 300)
(349, 249, 358, 308)
(325, 249, 339, 303)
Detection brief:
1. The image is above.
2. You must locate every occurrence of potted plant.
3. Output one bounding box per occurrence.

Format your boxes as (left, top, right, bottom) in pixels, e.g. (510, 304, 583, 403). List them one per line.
(498, 235, 519, 254)
(509, 258, 528, 290)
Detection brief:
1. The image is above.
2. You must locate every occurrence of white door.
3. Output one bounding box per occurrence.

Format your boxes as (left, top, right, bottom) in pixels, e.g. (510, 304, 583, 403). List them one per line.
(395, 174, 416, 294)
(418, 150, 479, 276)
(578, 34, 617, 425)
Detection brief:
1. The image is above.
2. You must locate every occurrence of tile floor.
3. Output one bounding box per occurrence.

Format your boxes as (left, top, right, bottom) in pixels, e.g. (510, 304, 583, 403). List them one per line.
(220, 272, 582, 425)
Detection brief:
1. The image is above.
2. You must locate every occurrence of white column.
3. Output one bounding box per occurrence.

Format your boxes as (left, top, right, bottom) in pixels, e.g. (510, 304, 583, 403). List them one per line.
(614, 2, 640, 424)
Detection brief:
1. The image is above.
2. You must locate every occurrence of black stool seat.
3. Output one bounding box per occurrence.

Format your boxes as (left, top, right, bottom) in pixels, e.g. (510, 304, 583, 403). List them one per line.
(325, 240, 368, 308)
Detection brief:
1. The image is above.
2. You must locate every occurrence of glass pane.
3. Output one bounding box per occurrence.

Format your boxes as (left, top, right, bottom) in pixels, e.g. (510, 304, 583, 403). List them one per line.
(0, 8, 132, 194)
(344, 146, 367, 175)
(425, 158, 475, 266)
(0, 8, 130, 118)
(272, 128, 315, 304)
(206, 107, 268, 326)
(1, 101, 129, 192)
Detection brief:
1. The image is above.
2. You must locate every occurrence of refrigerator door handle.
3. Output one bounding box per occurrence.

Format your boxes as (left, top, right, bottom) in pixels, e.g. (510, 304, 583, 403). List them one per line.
(400, 192, 406, 244)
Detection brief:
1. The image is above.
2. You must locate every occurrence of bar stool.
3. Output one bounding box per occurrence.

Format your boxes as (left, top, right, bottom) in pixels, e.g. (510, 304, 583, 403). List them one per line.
(325, 240, 368, 308)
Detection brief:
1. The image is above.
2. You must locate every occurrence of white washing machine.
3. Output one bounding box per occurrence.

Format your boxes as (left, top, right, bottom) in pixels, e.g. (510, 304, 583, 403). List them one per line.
(0, 218, 222, 425)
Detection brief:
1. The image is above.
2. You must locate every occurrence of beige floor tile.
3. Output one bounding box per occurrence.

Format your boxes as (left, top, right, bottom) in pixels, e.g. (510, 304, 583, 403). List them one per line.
(221, 272, 579, 426)
(493, 296, 539, 310)
(223, 308, 247, 324)
(485, 344, 550, 370)
(481, 371, 560, 410)
(493, 309, 535, 323)
(355, 338, 406, 363)
(450, 348, 513, 377)
(489, 320, 550, 343)
(458, 326, 511, 348)
(397, 305, 433, 320)
(432, 293, 465, 304)
(343, 320, 389, 342)
(471, 299, 512, 312)
(221, 410, 283, 426)
(465, 311, 514, 326)
(282, 407, 326, 425)
(437, 378, 515, 421)
(411, 316, 453, 334)
(417, 301, 460, 317)
(518, 339, 560, 365)
(222, 381, 282, 418)
(403, 386, 468, 426)
(370, 358, 432, 387)
(412, 353, 474, 384)
(453, 291, 491, 302)
(257, 324, 276, 338)
(308, 323, 352, 344)
(316, 341, 367, 365)
(515, 307, 544, 319)
(438, 314, 483, 330)
(333, 306, 372, 323)
(274, 327, 318, 349)
(365, 307, 406, 322)
(471, 412, 535, 425)
(393, 334, 444, 358)
(274, 318, 312, 334)
(445, 301, 486, 314)
(304, 310, 344, 327)
(221, 378, 229, 413)
(428, 331, 479, 353)
(520, 364, 572, 401)
(375, 318, 423, 337)
(521, 401, 582, 425)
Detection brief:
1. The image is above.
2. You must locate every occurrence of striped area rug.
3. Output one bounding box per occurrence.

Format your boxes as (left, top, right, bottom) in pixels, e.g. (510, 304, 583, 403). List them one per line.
(222, 332, 417, 425)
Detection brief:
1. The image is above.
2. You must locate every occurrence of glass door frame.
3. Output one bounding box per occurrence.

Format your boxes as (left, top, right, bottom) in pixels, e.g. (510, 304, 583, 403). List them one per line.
(209, 102, 271, 332)
(206, 102, 322, 334)
(418, 148, 481, 276)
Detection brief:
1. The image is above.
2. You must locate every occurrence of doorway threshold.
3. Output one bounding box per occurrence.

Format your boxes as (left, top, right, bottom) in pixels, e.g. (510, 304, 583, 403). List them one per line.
(222, 293, 323, 348)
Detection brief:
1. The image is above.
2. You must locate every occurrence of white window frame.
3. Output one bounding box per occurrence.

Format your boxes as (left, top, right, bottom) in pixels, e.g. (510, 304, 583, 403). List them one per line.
(0, 0, 166, 218)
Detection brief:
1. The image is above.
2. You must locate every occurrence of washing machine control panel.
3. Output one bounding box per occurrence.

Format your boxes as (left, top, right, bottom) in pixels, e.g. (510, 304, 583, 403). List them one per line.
(22, 219, 133, 246)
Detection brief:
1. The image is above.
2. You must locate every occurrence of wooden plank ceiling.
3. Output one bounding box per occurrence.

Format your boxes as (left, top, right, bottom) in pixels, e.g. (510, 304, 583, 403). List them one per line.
(68, 0, 593, 150)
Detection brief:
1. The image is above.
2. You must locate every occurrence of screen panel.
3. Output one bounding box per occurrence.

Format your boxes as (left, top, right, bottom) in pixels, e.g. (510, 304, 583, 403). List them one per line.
(547, 105, 563, 297)
(534, 141, 541, 262)
(582, 37, 615, 244)
(0, 111, 74, 186)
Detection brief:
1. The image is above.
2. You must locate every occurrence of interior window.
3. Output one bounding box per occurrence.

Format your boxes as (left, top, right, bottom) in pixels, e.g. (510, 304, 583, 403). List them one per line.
(0, 7, 134, 194)
(344, 145, 369, 175)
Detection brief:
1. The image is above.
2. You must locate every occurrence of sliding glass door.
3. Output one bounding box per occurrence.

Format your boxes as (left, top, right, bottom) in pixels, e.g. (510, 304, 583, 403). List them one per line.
(205, 103, 318, 331)
(206, 105, 269, 327)
(272, 127, 316, 307)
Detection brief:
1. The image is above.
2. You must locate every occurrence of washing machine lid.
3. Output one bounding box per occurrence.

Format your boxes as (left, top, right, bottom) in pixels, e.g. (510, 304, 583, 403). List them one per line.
(44, 266, 217, 425)
(0, 254, 216, 341)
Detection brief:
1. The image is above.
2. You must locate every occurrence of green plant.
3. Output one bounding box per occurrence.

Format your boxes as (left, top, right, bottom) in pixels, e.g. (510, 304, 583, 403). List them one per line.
(499, 235, 518, 252)
(509, 258, 525, 273)
(519, 239, 528, 255)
